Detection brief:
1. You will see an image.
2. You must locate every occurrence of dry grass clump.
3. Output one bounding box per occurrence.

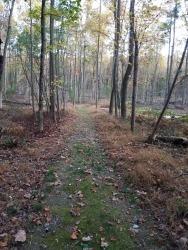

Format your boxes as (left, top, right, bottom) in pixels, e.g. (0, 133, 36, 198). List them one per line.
(183, 125, 188, 136)
(95, 113, 179, 189)
(130, 148, 179, 188)
(4, 125, 25, 137)
(93, 112, 188, 236)
(127, 162, 174, 188)
(167, 197, 188, 228)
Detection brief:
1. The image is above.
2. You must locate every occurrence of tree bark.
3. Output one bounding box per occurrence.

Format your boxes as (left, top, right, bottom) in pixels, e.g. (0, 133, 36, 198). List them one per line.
(165, 16, 172, 100)
(0, 0, 15, 109)
(96, 0, 102, 108)
(109, 0, 121, 117)
(29, 0, 35, 117)
(166, 14, 176, 96)
(131, 36, 138, 132)
(49, 0, 56, 122)
(38, 0, 46, 132)
(120, 0, 135, 119)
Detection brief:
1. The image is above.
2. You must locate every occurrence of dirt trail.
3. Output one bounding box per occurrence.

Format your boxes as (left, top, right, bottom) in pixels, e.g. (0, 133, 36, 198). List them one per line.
(20, 106, 167, 250)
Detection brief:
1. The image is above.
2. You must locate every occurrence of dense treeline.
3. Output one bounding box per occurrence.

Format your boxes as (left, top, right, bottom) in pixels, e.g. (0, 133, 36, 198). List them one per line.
(0, 0, 188, 132)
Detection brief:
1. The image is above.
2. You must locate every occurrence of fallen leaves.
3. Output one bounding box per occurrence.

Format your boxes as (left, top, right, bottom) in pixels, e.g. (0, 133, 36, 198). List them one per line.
(70, 231, 78, 240)
(0, 106, 77, 248)
(76, 191, 84, 199)
(70, 226, 79, 240)
(70, 207, 81, 217)
(0, 233, 9, 247)
(94, 112, 188, 245)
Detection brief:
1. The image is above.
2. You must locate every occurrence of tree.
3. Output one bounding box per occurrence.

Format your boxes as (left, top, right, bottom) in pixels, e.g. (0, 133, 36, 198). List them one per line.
(95, 0, 102, 108)
(165, 1, 179, 98)
(49, 0, 56, 121)
(0, 0, 15, 109)
(148, 38, 188, 142)
(130, 32, 138, 132)
(29, 0, 35, 117)
(121, 0, 135, 119)
(38, 0, 46, 132)
(109, 0, 121, 117)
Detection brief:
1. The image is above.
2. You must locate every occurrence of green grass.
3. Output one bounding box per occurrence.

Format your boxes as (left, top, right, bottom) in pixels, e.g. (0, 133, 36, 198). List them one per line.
(136, 106, 176, 118)
(179, 115, 188, 123)
(43, 142, 135, 249)
(44, 177, 135, 250)
(44, 168, 56, 183)
(31, 201, 44, 212)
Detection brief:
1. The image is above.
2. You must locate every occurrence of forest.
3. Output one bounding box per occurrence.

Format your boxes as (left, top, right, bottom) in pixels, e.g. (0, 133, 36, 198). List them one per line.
(0, 0, 188, 249)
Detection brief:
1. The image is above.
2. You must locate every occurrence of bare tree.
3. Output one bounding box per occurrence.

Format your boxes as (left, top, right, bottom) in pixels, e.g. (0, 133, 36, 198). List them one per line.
(0, 0, 15, 109)
(38, 0, 46, 132)
(49, 0, 56, 121)
(148, 38, 188, 142)
(131, 32, 138, 132)
(109, 0, 121, 117)
(121, 0, 135, 119)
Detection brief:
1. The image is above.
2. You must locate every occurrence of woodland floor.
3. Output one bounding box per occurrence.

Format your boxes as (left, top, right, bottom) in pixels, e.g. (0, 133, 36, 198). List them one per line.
(0, 104, 188, 249)
(19, 106, 167, 250)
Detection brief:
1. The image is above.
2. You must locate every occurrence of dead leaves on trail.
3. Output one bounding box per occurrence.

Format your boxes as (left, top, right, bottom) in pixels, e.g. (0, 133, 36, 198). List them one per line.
(0, 106, 77, 247)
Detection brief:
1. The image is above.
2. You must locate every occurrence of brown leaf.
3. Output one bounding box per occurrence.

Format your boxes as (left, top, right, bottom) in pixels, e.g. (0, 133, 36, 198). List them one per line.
(70, 231, 78, 240)
(70, 207, 81, 217)
(70, 226, 79, 240)
(0, 233, 8, 247)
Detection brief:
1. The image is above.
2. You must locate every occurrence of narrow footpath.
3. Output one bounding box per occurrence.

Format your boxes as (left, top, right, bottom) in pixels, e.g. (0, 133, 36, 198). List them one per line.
(21, 106, 166, 250)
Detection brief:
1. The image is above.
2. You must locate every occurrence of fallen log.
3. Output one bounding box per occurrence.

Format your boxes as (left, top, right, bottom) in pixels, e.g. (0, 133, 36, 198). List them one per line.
(154, 135, 188, 147)
(3, 99, 31, 106)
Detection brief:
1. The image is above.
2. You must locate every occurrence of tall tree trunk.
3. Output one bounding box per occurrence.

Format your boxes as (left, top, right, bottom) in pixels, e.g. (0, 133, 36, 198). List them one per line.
(131, 36, 138, 132)
(0, 0, 15, 109)
(181, 48, 188, 106)
(49, 0, 56, 121)
(96, 0, 102, 108)
(73, 32, 77, 106)
(150, 46, 159, 105)
(30, 0, 35, 117)
(148, 38, 188, 142)
(38, 0, 46, 132)
(165, 16, 172, 100)
(82, 41, 86, 102)
(109, 0, 121, 117)
(55, 49, 60, 120)
(167, 14, 176, 93)
(120, 0, 135, 119)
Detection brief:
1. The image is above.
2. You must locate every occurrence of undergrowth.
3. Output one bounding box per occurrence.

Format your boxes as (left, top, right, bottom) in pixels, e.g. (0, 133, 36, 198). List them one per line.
(94, 112, 188, 244)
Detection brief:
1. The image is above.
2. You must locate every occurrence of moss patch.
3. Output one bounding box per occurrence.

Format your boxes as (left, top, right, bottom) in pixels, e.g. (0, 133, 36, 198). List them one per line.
(43, 141, 135, 249)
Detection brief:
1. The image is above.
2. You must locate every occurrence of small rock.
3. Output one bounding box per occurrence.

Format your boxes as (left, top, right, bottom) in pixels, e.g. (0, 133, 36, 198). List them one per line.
(82, 236, 92, 242)
(44, 223, 50, 233)
(133, 224, 139, 229)
(84, 169, 92, 175)
(178, 237, 188, 249)
(101, 237, 109, 248)
(15, 229, 26, 243)
(24, 193, 31, 199)
(183, 219, 188, 227)
(76, 191, 84, 198)
(130, 228, 139, 234)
